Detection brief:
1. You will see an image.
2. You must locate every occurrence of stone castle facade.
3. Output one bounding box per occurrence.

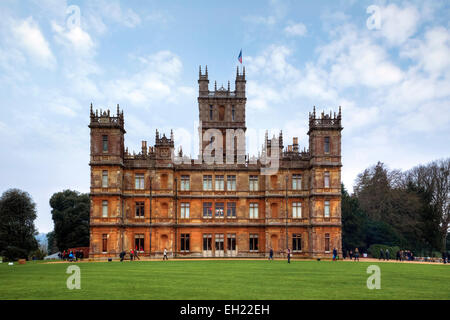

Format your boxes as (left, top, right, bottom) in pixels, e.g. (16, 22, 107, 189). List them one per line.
(89, 66, 343, 259)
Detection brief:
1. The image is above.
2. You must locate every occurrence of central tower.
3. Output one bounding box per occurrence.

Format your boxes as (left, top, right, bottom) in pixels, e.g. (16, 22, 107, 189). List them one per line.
(198, 66, 247, 162)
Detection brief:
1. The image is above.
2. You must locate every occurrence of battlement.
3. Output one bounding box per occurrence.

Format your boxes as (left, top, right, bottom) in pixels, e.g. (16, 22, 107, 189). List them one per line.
(155, 129, 175, 147)
(89, 103, 125, 132)
(198, 65, 246, 98)
(308, 106, 342, 133)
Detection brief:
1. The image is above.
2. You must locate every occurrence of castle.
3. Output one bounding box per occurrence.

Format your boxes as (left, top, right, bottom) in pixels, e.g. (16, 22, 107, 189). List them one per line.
(88, 66, 343, 259)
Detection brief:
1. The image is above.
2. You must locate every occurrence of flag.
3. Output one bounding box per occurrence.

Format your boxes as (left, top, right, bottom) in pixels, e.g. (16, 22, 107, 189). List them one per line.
(238, 49, 242, 64)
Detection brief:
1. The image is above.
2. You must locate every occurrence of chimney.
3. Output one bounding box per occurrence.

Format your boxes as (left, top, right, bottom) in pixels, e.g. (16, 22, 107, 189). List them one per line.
(142, 141, 147, 155)
(293, 137, 299, 152)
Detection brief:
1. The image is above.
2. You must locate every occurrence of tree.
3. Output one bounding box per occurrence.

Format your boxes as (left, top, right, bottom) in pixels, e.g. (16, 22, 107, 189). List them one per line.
(341, 184, 367, 251)
(352, 162, 427, 252)
(0, 189, 39, 261)
(406, 159, 449, 253)
(46, 231, 58, 254)
(49, 190, 90, 251)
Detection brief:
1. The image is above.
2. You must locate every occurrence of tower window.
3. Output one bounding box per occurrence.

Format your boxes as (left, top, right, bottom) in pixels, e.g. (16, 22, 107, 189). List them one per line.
(324, 200, 330, 217)
(209, 105, 213, 120)
(102, 200, 108, 217)
(203, 175, 212, 190)
(324, 171, 330, 188)
(135, 174, 145, 190)
(325, 233, 330, 252)
(215, 175, 224, 191)
(232, 106, 235, 121)
(180, 175, 190, 190)
(102, 135, 108, 152)
(102, 234, 108, 253)
(324, 137, 330, 153)
(102, 170, 108, 188)
(227, 175, 236, 191)
(292, 174, 302, 190)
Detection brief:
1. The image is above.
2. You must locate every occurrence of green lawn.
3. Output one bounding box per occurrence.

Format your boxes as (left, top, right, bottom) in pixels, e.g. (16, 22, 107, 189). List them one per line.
(0, 260, 449, 300)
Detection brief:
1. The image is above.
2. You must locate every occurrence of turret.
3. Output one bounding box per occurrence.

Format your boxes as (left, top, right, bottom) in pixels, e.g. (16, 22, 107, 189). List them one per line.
(198, 65, 209, 96)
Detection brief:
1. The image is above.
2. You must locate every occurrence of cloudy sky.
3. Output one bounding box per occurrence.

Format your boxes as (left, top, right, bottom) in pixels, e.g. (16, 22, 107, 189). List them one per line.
(0, 0, 449, 233)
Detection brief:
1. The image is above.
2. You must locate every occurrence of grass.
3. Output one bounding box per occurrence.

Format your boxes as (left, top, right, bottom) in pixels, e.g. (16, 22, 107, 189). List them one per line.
(0, 259, 449, 300)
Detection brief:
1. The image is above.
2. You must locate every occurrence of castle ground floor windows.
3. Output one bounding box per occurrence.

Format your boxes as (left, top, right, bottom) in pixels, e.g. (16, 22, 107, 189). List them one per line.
(90, 228, 337, 258)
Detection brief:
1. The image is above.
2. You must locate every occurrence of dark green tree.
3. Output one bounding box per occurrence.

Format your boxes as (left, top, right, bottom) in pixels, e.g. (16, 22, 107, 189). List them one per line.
(341, 184, 367, 251)
(46, 231, 58, 254)
(0, 189, 39, 261)
(49, 190, 90, 251)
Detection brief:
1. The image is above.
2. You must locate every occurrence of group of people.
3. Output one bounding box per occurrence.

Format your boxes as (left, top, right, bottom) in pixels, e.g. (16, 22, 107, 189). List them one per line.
(342, 248, 360, 261)
(119, 248, 169, 261)
(397, 250, 414, 261)
(379, 248, 391, 260)
(59, 250, 84, 262)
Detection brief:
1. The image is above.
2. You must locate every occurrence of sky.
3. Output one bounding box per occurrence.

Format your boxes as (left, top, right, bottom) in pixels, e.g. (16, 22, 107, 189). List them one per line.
(0, 0, 449, 233)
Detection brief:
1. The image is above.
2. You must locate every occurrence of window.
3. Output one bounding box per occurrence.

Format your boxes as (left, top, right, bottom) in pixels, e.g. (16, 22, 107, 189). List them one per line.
(180, 175, 190, 191)
(249, 203, 259, 219)
(324, 171, 330, 188)
(203, 234, 212, 251)
(102, 200, 108, 217)
(292, 202, 302, 218)
(102, 170, 108, 188)
(102, 234, 108, 252)
(215, 234, 224, 251)
(135, 202, 145, 218)
(227, 234, 236, 251)
(215, 202, 224, 218)
(180, 203, 190, 219)
(232, 106, 235, 121)
(181, 234, 190, 252)
(227, 202, 236, 218)
(227, 175, 236, 191)
(324, 200, 330, 217)
(203, 202, 212, 218)
(293, 234, 302, 252)
(135, 173, 145, 190)
(324, 137, 330, 153)
(102, 135, 108, 152)
(215, 175, 224, 191)
(135, 234, 144, 252)
(209, 105, 213, 120)
(292, 174, 302, 190)
(325, 233, 330, 252)
(203, 175, 212, 190)
(249, 175, 259, 191)
(249, 234, 259, 252)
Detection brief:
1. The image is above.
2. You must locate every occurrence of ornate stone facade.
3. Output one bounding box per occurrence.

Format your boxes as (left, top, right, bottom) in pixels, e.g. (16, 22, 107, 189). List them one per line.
(89, 66, 343, 259)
